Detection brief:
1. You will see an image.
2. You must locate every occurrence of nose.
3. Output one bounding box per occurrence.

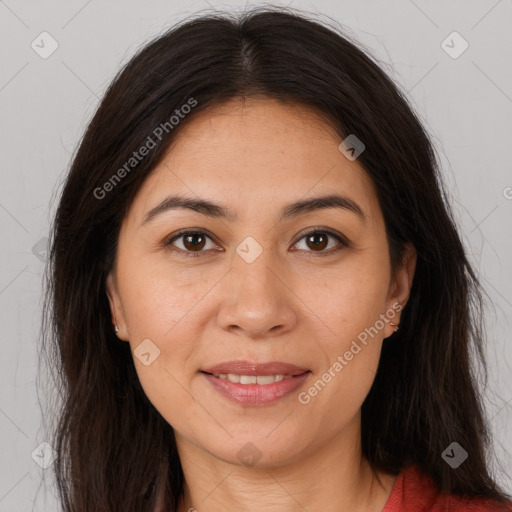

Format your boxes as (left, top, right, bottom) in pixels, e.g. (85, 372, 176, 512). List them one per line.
(216, 250, 298, 340)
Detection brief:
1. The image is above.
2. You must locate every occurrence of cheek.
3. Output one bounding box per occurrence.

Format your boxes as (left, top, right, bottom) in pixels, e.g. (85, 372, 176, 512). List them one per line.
(297, 260, 389, 342)
(117, 253, 214, 340)
(117, 266, 203, 427)
(297, 263, 388, 418)
(301, 335, 383, 430)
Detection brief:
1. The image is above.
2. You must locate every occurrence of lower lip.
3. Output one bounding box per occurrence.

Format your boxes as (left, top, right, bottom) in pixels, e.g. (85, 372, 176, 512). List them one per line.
(201, 371, 311, 405)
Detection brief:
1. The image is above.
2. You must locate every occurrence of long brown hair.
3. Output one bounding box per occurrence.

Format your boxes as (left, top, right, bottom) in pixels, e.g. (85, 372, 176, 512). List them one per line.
(40, 6, 511, 511)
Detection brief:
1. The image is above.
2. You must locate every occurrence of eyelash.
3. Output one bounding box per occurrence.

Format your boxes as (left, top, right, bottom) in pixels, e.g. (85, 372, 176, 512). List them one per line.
(164, 227, 349, 258)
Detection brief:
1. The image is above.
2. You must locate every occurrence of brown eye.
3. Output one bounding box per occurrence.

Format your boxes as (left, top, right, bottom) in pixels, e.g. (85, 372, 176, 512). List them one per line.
(305, 232, 329, 251)
(182, 232, 207, 251)
(166, 230, 217, 257)
(165, 227, 348, 259)
(293, 229, 348, 255)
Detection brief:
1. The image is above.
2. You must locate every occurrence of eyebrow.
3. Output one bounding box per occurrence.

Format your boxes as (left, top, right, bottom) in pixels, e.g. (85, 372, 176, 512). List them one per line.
(140, 193, 366, 226)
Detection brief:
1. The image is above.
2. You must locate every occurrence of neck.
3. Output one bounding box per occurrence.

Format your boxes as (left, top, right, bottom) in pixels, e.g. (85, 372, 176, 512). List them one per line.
(174, 419, 396, 512)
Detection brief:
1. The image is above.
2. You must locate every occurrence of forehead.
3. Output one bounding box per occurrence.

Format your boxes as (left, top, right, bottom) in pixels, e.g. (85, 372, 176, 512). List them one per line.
(126, 97, 382, 230)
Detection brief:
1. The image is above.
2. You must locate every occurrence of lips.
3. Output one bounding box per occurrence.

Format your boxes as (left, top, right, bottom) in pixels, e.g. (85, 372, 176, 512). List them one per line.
(201, 360, 309, 377)
(201, 369, 311, 405)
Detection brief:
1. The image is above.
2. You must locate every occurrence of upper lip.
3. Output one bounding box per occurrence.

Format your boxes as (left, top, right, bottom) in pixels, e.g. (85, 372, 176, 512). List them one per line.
(201, 360, 309, 376)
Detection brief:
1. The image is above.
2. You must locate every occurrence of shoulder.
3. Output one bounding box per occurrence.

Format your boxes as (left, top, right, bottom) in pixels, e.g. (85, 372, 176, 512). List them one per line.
(383, 463, 512, 512)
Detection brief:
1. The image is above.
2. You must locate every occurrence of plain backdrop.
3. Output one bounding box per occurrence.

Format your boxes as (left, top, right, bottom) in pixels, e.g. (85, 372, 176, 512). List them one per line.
(0, 0, 511, 510)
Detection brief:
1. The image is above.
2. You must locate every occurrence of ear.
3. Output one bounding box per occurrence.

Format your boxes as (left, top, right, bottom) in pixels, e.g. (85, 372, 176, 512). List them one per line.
(106, 271, 129, 341)
(384, 243, 417, 337)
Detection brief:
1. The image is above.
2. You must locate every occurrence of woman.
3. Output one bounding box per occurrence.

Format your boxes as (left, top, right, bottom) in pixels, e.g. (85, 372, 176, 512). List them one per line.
(41, 6, 512, 511)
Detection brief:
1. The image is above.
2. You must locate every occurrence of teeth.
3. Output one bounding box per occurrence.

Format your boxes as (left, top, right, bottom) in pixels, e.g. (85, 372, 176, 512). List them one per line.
(213, 373, 294, 384)
(255, 375, 274, 385)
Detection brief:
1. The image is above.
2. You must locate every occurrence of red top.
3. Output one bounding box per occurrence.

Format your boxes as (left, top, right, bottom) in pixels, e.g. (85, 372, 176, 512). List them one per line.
(383, 464, 512, 511)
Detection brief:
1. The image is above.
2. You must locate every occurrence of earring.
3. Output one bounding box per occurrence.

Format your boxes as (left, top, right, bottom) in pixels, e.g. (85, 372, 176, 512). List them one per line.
(114, 324, 119, 333)
(390, 322, 399, 331)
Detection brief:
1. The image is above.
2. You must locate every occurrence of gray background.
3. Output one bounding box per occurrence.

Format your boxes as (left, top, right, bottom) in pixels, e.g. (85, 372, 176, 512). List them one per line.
(0, 0, 511, 510)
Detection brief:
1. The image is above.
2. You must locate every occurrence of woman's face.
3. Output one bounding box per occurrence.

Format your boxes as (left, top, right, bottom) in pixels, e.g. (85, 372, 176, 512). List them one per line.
(106, 97, 416, 467)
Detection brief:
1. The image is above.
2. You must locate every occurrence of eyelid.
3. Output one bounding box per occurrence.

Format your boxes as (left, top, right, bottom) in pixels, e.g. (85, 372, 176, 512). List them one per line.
(290, 227, 349, 256)
(164, 228, 220, 258)
(164, 226, 349, 257)
(293, 226, 349, 247)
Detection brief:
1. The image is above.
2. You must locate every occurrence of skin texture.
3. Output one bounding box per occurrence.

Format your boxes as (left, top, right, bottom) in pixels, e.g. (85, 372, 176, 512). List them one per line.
(106, 97, 417, 511)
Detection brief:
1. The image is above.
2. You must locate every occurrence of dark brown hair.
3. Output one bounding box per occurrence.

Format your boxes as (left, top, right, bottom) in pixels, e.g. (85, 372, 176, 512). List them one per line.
(40, 6, 511, 511)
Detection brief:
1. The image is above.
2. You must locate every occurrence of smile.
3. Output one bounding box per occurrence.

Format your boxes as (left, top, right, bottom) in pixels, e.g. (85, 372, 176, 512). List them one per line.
(211, 373, 294, 384)
(201, 370, 311, 405)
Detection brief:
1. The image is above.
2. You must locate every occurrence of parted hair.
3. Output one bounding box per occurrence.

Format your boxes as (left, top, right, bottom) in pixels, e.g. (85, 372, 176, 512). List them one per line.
(41, 6, 511, 511)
